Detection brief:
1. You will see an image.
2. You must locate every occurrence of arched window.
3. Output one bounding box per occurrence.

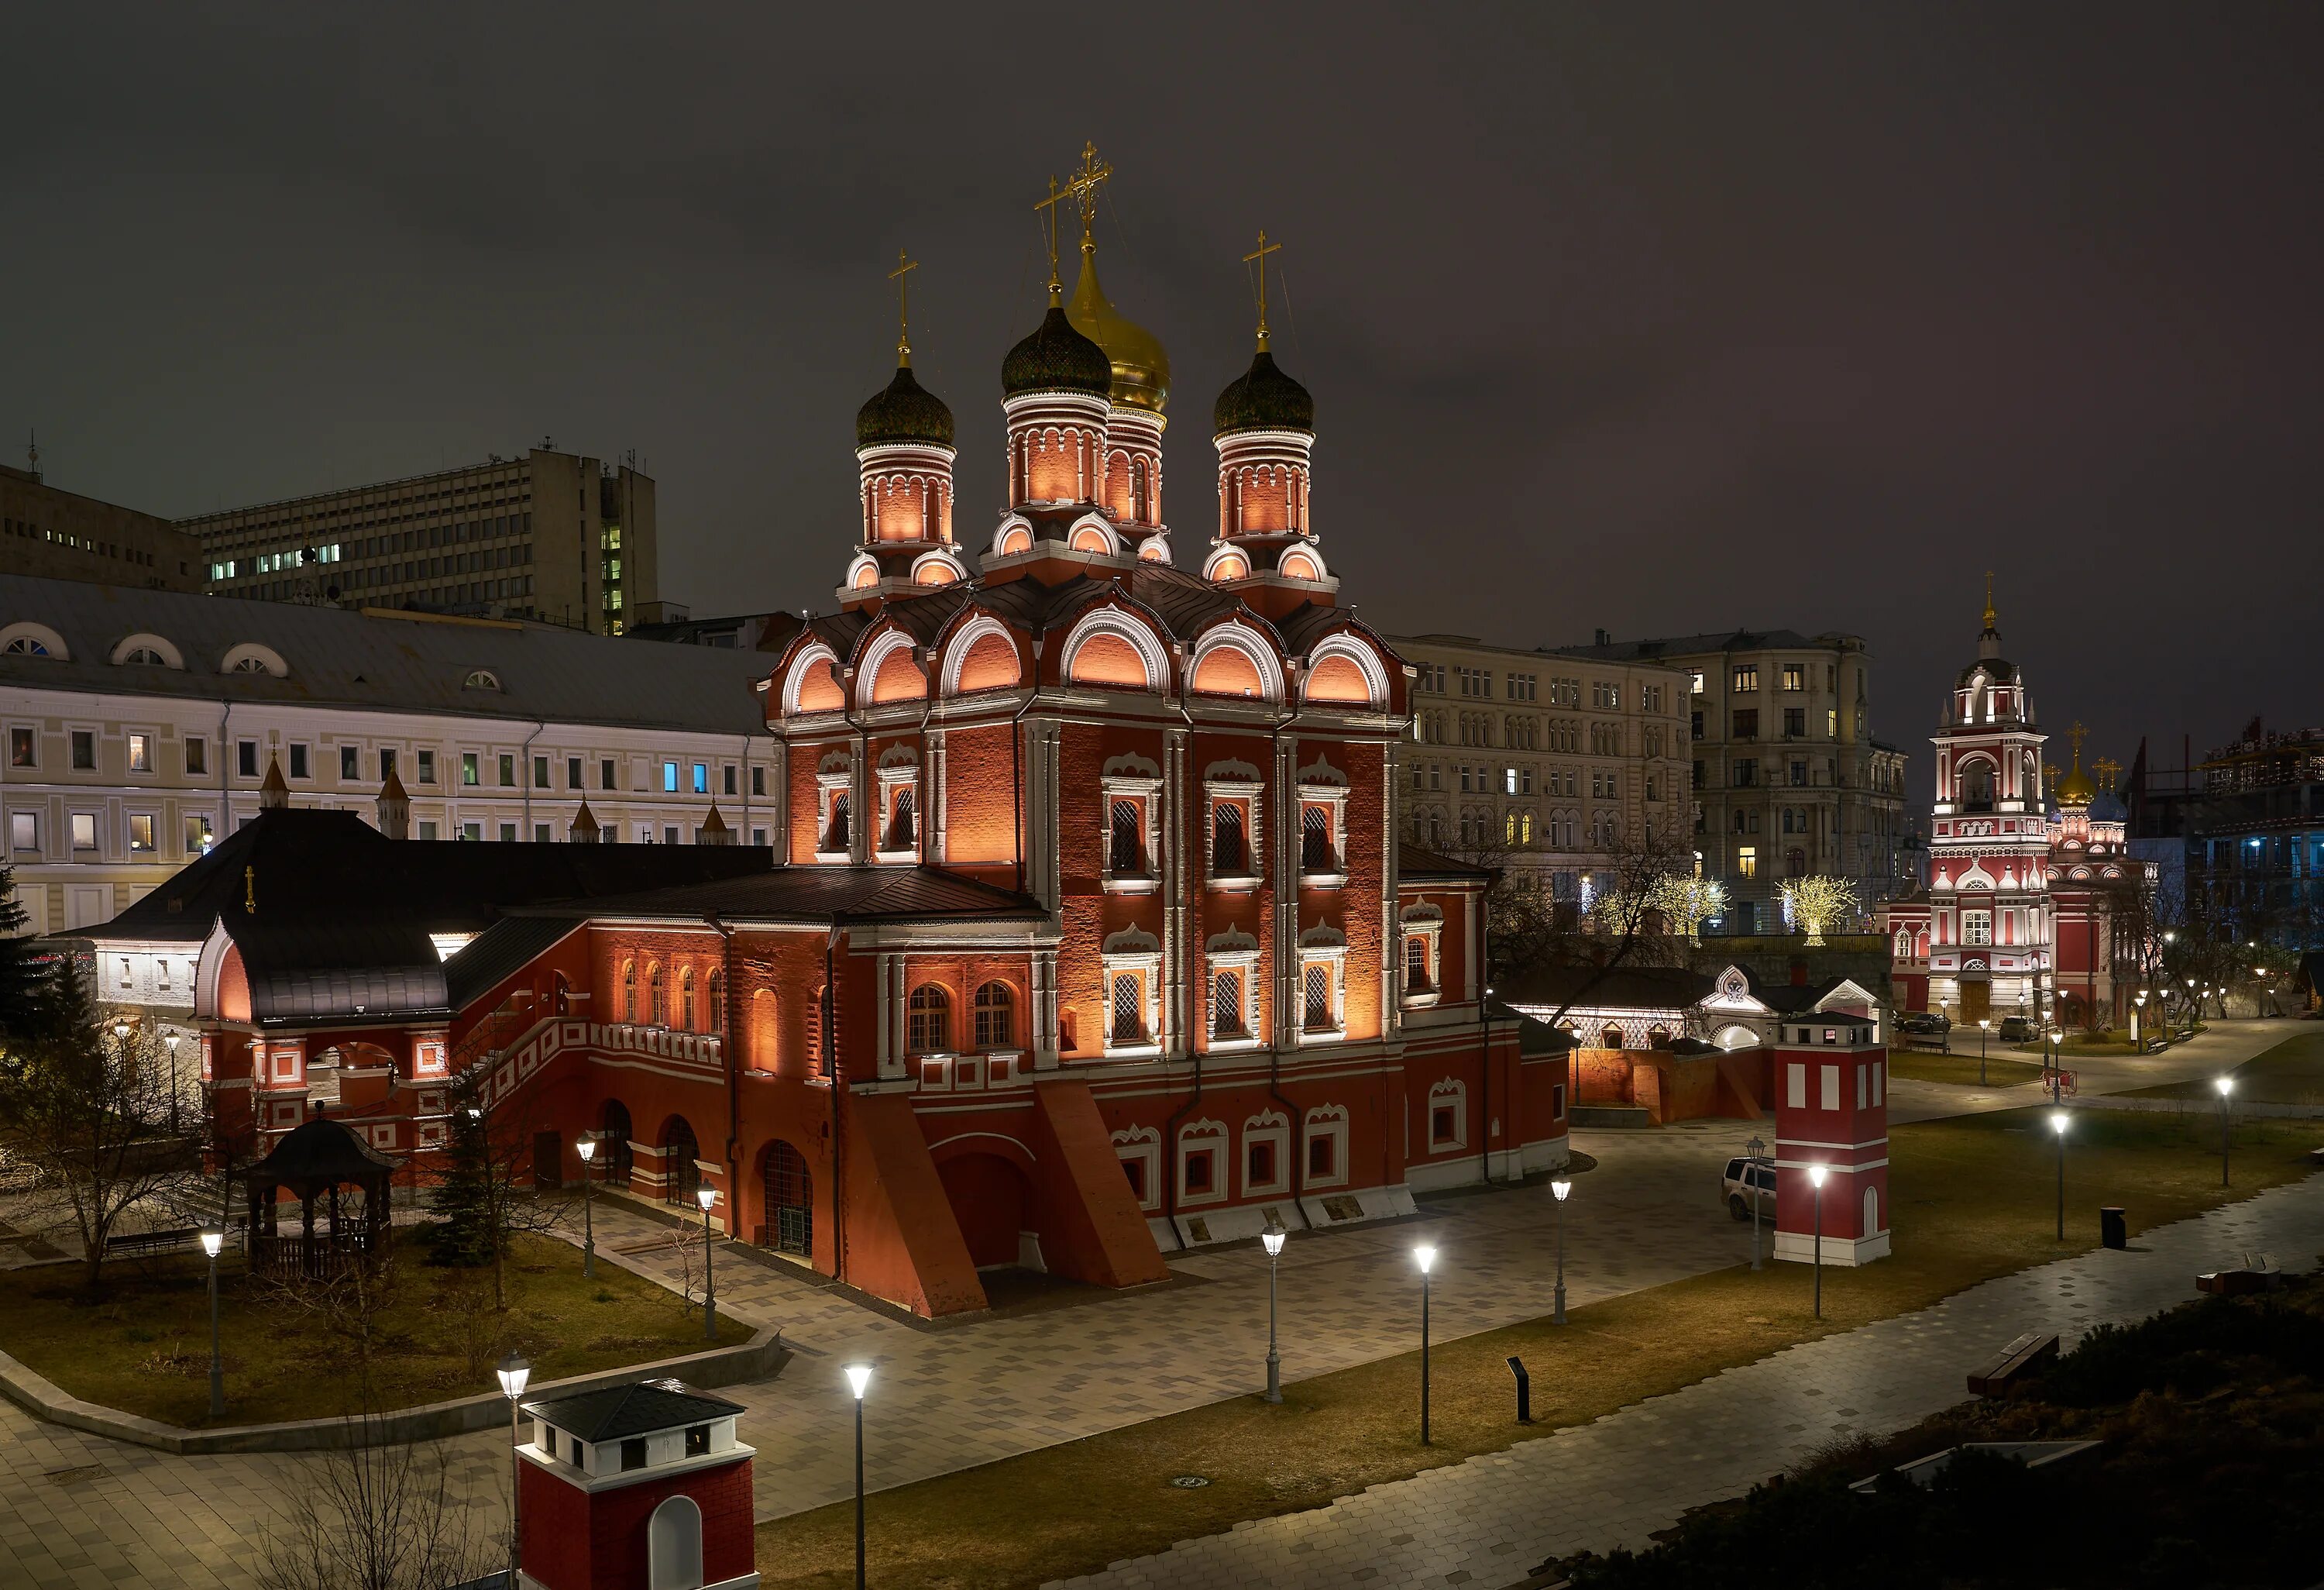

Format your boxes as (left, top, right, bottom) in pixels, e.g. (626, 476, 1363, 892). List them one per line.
(2, 635, 49, 656)
(601, 1100, 634, 1188)
(1110, 800, 1142, 872)
(1212, 804, 1246, 873)
(662, 1117, 700, 1206)
(1602, 1024, 1624, 1050)
(1304, 806, 1334, 870)
(1212, 969, 1243, 1037)
(907, 984, 950, 1053)
(648, 963, 666, 1025)
(707, 969, 725, 1032)
(678, 967, 696, 1031)
(1961, 759, 1995, 810)
(1111, 973, 1144, 1042)
(121, 646, 168, 666)
(761, 1141, 813, 1256)
(972, 982, 1014, 1051)
(621, 961, 637, 1023)
(648, 1495, 704, 1590)
(825, 791, 850, 851)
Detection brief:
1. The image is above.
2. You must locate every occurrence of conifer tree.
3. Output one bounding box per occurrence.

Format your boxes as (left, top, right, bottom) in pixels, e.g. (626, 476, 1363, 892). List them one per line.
(418, 1086, 497, 1269)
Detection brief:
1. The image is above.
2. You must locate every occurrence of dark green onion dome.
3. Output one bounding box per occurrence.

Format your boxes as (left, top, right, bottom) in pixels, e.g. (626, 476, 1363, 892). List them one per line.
(1002, 305, 1114, 398)
(855, 362, 954, 449)
(1212, 348, 1315, 436)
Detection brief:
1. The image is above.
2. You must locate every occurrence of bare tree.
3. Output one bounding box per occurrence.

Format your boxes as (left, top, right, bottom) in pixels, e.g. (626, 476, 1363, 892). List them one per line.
(1456, 829, 1699, 1027)
(256, 1410, 508, 1590)
(0, 955, 196, 1287)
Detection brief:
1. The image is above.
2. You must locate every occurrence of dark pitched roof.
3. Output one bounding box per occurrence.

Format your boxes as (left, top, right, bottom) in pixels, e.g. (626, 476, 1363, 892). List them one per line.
(1752, 972, 1875, 1014)
(1398, 842, 1491, 882)
(1501, 962, 1717, 1011)
(1548, 628, 1844, 662)
(249, 1113, 397, 1186)
(0, 574, 772, 735)
(445, 917, 586, 1010)
(523, 1378, 746, 1443)
(540, 865, 1049, 926)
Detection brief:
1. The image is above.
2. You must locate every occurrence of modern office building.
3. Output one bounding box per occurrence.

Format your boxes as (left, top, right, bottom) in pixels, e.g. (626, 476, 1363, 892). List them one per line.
(1387, 632, 1692, 910)
(2181, 721, 2323, 950)
(1552, 628, 1910, 934)
(1, 573, 775, 938)
(2, 459, 203, 594)
(177, 446, 658, 635)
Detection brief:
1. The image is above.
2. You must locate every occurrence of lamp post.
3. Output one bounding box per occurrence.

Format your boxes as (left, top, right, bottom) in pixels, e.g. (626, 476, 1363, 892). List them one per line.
(2051, 1110, 2069, 1241)
(1260, 1215, 1286, 1403)
(1807, 1165, 1827, 1319)
(1976, 1019, 1990, 1086)
(696, 1184, 718, 1343)
(2215, 1075, 2234, 1187)
(575, 1135, 598, 1279)
(1744, 1135, 1766, 1272)
(1414, 1244, 1437, 1445)
(201, 1229, 225, 1419)
(2047, 1029, 2064, 1101)
(496, 1350, 531, 1588)
(1550, 1179, 1571, 1322)
(165, 1033, 181, 1133)
(2133, 991, 2147, 1048)
(844, 1363, 872, 1590)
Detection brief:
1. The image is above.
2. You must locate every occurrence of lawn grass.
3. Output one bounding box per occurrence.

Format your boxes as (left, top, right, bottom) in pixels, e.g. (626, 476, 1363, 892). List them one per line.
(2127, 1029, 2324, 1106)
(754, 1107, 2322, 1589)
(1886, 1047, 2048, 1088)
(0, 1230, 748, 1428)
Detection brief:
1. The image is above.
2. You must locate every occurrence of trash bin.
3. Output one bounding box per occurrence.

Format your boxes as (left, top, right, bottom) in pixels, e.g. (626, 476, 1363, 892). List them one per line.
(2100, 1207, 2126, 1250)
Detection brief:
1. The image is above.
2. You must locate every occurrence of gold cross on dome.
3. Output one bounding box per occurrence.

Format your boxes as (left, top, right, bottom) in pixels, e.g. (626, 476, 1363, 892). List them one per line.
(1033, 174, 1069, 298)
(2068, 721, 2087, 764)
(1243, 230, 1283, 349)
(2094, 755, 2120, 790)
(1065, 141, 1112, 236)
(888, 250, 918, 363)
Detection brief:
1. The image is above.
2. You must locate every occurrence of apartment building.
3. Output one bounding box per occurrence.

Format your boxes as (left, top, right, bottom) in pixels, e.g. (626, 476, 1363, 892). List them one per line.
(2, 461, 203, 594)
(1, 575, 777, 937)
(178, 446, 659, 635)
(1554, 628, 1910, 934)
(1390, 633, 1692, 907)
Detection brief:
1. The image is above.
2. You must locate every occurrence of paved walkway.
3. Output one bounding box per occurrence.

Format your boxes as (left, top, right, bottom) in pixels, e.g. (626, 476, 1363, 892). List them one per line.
(1886, 1019, 2297, 1124)
(1048, 1169, 2324, 1590)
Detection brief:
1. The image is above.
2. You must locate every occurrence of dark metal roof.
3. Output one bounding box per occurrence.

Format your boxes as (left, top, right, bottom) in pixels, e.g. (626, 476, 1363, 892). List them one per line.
(1501, 962, 1718, 1010)
(0, 573, 773, 734)
(543, 865, 1050, 926)
(445, 916, 585, 1009)
(247, 1112, 397, 1187)
(1548, 628, 1850, 662)
(1398, 842, 1491, 883)
(523, 1378, 747, 1443)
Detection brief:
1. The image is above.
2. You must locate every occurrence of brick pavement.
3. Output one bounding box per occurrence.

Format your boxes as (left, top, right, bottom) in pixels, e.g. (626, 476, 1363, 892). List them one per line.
(1048, 1168, 2324, 1590)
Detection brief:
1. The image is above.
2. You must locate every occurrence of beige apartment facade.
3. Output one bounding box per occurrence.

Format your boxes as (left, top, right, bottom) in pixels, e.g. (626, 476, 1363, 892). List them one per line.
(179, 446, 659, 635)
(2, 463, 203, 593)
(1554, 628, 1910, 934)
(1390, 633, 1693, 910)
(1, 575, 777, 939)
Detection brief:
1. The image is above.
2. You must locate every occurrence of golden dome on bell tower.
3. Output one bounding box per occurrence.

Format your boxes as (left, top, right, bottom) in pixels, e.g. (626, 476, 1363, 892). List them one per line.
(1058, 143, 1170, 415)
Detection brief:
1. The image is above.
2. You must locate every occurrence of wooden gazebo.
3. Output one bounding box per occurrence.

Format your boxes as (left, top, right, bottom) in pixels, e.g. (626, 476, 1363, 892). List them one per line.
(244, 1108, 398, 1278)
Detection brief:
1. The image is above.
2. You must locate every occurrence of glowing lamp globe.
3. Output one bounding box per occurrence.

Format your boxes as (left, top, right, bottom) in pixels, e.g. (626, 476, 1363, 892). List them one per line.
(1412, 1244, 1437, 1275)
(844, 1363, 872, 1399)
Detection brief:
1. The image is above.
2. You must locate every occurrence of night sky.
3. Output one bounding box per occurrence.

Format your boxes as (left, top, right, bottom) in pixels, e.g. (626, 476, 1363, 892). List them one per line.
(9, 5, 2319, 789)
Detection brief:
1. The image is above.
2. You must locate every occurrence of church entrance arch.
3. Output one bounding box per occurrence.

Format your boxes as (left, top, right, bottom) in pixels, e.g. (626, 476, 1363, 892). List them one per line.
(759, 1140, 813, 1257)
(661, 1116, 701, 1206)
(935, 1148, 1033, 1269)
(600, 1100, 634, 1189)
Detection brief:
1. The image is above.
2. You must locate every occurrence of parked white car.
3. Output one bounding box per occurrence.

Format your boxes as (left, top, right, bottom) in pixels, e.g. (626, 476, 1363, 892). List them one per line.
(1721, 1156, 1776, 1221)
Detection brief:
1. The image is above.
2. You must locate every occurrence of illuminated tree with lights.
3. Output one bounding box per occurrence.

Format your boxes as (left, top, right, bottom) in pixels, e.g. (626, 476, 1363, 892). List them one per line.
(1652, 874, 1728, 946)
(1779, 875, 1858, 947)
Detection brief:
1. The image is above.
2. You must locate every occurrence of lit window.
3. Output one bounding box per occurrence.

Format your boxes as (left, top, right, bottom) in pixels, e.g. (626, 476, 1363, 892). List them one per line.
(973, 982, 1014, 1050)
(1737, 845, 1758, 879)
(128, 734, 152, 773)
(1303, 963, 1333, 1031)
(128, 814, 155, 852)
(1212, 969, 1243, 1038)
(1111, 973, 1143, 1043)
(908, 984, 951, 1053)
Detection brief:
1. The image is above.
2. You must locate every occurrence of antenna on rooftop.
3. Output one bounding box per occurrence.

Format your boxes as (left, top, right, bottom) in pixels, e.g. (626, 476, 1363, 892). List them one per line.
(26, 430, 38, 480)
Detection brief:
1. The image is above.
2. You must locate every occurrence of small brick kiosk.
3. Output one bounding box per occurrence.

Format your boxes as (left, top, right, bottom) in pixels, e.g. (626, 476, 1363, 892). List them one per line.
(517, 1378, 758, 1590)
(1772, 1012, 1891, 1267)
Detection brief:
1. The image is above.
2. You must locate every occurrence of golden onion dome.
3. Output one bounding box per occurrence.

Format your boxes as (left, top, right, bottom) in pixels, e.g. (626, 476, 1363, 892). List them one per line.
(1067, 242, 1170, 415)
(2056, 762, 2097, 806)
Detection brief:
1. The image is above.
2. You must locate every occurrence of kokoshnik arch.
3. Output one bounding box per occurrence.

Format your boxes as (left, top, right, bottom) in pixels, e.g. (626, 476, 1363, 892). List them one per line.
(88, 154, 1562, 1318)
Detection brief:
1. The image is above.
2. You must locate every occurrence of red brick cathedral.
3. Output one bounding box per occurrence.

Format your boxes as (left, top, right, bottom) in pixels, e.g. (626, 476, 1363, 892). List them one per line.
(132, 161, 1559, 1318)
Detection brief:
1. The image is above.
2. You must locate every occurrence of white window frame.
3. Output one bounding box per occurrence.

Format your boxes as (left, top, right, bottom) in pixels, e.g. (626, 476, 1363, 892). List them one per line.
(1099, 773, 1163, 893)
(1301, 1104, 1349, 1189)
(1398, 905, 1444, 1009)
(1425, 1077, 1469, 1153)
(1294, 780, 1349, 888)
(1176, 1118, 1229, 1206)
(873, 761, 917, 863)
(815, 763, 853, 862)
(1098, 931, 1163, 1059)
(1112, 1126, 1160, 1210)
(1204, 776, 1263, 891)
(1240, 1109, 1290, 1198)
(1205, 936, 1263, 1051)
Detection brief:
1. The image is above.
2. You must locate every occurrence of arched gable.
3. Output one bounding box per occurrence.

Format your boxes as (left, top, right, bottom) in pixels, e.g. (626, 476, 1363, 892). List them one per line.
(1067, 513, 1120, 556)
(0, 621, 68, 659)
(992, 515, 1035, 558)
(1303, 634, 1391, 707)
(783, 642, 844, 714)
(1190, 621, 1285, 703)
(1277, 545, 1325, 581)
(220, 642, 289, 677)
(940, 614, 1023, 694)
(1061, 608, 1167, 693)
(859, 631, 927, 706)
(910, 549, 964, 587)
(1203, 545, 1252, 582)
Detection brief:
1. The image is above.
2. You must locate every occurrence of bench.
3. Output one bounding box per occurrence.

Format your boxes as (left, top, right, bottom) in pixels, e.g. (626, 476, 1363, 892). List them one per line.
(103, 1227, 203, 1259)
(1966, 1331, 2058, 1396)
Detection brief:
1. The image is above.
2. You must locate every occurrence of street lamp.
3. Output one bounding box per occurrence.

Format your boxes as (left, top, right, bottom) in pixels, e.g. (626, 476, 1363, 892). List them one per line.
(1413, 1244, 1437, 1445)
(1550, 1179, 1572, 1323)
(844, 1363, 872, 1590)
(1743, 1136, 1767, 1272)
(575, 1135, 598, 1279)
(201, 1230, 225, 1419)
(1976, 1019, 1990, 1086)
(2047, 1029, 2064, 1102)
(696, 1184, 719, 1343)
(2133, 991, 2147, 1048)
(497, 1350, 531, 1588)
(2051, 1110, 2069, 1241)
(1260, 1215, 1286, 1403)
(1807, 1165, 1828, 1319)
(2215, 1075, 2234, 1188)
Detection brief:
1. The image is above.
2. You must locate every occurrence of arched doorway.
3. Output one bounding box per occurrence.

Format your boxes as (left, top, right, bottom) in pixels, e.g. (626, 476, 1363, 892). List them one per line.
(662, 1117, 700, 1206)
(552, 972, 572, 1016)
(937, 1151, 1031, 1269)
(760, 1141, 813, 1256)
(600, 1100, 634, 1189)
(1862, 1184, 1881, 1237)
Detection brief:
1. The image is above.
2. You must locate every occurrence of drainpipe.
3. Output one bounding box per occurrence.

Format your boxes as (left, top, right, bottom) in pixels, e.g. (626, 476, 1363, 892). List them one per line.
(713, 914, 741, 1239)
(1160, 667, 1205, 1243)
(738, 731, 752, 844)
(1008, 638, 1044, 896)
(521, 721, 544, 838)
(217, 700, 233, 845)
(1263, 692, 1313, 1229)
(823, 927, 845, 1284)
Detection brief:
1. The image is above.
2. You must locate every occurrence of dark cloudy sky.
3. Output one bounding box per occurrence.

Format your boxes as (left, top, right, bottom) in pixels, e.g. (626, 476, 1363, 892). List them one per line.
(8, 5, 2319, 785)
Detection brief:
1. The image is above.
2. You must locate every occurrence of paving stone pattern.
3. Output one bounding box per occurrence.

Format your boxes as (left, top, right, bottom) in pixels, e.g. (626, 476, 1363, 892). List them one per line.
(1048, 1172, 2324, 1590)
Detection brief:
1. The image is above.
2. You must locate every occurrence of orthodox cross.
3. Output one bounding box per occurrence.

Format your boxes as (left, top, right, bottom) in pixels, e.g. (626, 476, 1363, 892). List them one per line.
(1982, 570, 1996, 628)
(2068, 721, 2088, 767)
(889, 250, 917, 364)
(1065, 141, 1112, 238)
(2094, 755, 2121, 792)
(1033, 175, 1070, 299)
(1243, 230, 1283, 349)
